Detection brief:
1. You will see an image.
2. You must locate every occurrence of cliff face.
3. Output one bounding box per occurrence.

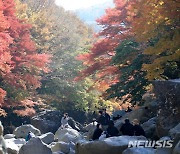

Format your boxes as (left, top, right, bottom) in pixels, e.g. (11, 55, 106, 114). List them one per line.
(153, 79, 180, 137)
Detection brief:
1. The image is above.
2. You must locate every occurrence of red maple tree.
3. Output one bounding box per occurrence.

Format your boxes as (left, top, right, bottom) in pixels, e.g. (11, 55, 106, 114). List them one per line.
(0, 0, 51, 116)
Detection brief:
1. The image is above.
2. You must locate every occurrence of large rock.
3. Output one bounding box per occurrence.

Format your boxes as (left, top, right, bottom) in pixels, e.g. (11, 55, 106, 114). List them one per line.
(112, 110, 126, 117)
(76, 136, 147, 154)
(114, 120, 124, 131)
(31, 110, 83, 134)
(84, 122, 97, 140)
(19, 137, 52, 154)
(122, 147, 155, 154)
(5, 138, 26, 154)
(52, 152, 64, 154)
(169, 123, 180, 139)
(3, 134, 15, 139)
(173, 141, 180, 154)
(31, 110, 62, 134)
(142, 117, 157, 138)
(5, 139, 19, 154)
(122, 108, 146, 122)
(153, 80, 180, 137)
(13, 124, 41, 138)
(51, 141, 70, 153)
(68, 118, 84, 132)
(39, 132, 54, 144)
(55, 128, 81, 143)
(0, 122, 7, 154)
(116, 106, 154, 127)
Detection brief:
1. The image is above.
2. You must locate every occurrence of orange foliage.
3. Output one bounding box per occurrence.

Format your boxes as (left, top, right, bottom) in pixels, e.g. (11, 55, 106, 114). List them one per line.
(0, 0, 51, 116)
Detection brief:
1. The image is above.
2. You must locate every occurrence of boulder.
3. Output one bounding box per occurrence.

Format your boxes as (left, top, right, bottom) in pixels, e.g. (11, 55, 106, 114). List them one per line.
(31, 110, 62, 134)
(55, 128, 81, 143)
(76, 136, 147, 154)
(122, 108, 146, 122)
(112, 110, 126, 118)
(39, 132, 54, 144)
(84, 122, 97, 140)
(169, 123, 180, 139)
(59, 133, 80, 143)
(153, 80, 180, 137)
(4, 134, 15, 139)
(68, 118, 84, 132)
(5, 139, 19, 154)
(122, 147, 156, 154)
(31, 110, 83, 134)
(13, 124, 41, 138)
(0, 121, 7, 154)
(19, 137, 52, 154)
(173, 141, 180, 154)
(5, 138, 26, 154)
(173, 133, 180, 148)
(51, 141, 70, 153)
(114, 120, 124, 131)
(142, 117, 157, 138)
(52, 152, 64, 154)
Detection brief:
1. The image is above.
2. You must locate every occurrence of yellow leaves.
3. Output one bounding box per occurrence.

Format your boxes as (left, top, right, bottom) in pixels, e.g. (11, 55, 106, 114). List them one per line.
(142, 63, 164, 80)
(159, 1, 164, 6)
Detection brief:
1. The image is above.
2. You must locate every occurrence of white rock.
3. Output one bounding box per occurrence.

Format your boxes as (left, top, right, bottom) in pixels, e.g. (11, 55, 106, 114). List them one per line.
(51, 141, 70, 153)
(5, 138, 25, 154)
(84, 122, 97, 132)
(60, 133, 80, 143)
(39, 132, 54, 144)
(4, 134, 15, 139)
(19, 137, 52, 154)
(52, 152, 64, 154)
(13, 124, 41, 138)
(55, 128, 81, 143)
(76, 136, 147, 154)
(122, 147, 156, 154)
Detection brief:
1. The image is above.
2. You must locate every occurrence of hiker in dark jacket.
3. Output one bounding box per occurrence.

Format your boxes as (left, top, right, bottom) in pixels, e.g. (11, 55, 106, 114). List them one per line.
(103, 109, 111, 125)
(132, 119, 145, 136)
(120, 119, 134, 136)
(106, 120, 119, 138)
(97, 111, 106, 125)
(92, 123, 103, 140)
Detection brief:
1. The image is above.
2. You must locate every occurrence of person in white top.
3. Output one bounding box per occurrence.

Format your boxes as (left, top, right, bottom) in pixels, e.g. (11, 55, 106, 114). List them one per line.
(61, 113, 69, 128)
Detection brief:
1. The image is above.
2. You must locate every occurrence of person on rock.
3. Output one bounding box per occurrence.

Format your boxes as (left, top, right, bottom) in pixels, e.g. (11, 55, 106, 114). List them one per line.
(92, 123, 103, 140)
(120, 119, 134, 136)
(25, 131, 35, 141)
(106, 120, 119, 138)
(132, 119, 145, 136)
(97, 110, 106, 130)
(103, 108, 111, 126)
(61, 113, 70, 128)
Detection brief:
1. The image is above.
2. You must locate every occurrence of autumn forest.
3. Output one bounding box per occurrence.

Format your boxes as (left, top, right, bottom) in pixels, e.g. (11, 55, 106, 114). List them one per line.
(0, 0, 179, 121)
